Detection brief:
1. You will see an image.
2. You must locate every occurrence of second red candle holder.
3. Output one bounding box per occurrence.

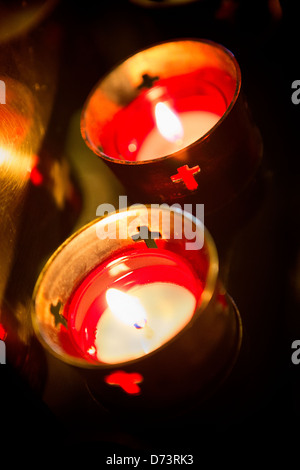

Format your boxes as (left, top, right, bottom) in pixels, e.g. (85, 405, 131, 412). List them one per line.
(31, 205, 242, 415)
(81, 39, 262, 213)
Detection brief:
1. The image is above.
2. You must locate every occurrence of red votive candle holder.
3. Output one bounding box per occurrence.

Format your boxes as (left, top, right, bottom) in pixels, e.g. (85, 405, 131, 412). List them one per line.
(31, 205, 241, 414)
(81, 39, 262, 213)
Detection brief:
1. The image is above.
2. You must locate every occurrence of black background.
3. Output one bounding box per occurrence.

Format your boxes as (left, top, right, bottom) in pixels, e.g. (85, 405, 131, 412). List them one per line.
(1, 0, 300, 464)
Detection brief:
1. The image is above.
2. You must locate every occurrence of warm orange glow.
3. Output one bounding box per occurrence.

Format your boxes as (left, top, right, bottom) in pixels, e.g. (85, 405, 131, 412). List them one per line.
(0, 146, 12, 165)
(106, 288, 147, 329)
(0, 145, 31, 178)
(154, 102, 184, 143)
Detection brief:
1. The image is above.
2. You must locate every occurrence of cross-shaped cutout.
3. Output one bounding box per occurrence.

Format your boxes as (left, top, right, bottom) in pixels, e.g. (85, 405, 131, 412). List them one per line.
(105, 370, 143, 395)
(137, 73, 160, 90)
(50, 300, 68, 328)
(131, 226, 161, 248)
(170, 164, 201, 190)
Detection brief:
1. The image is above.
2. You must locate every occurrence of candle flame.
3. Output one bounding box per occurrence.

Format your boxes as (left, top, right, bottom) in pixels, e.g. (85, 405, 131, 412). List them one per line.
(154, 102, 184, 143)
(106, 288, 147, 329)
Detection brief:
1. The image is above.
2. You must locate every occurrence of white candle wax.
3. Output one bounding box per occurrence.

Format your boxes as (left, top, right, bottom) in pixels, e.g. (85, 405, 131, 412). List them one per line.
(137, 110, 221, 161)
(95, 282, 196, 364)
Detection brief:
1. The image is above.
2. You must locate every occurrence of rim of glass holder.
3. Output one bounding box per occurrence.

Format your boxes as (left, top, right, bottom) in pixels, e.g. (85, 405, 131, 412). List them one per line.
(80, 38, 241, 165)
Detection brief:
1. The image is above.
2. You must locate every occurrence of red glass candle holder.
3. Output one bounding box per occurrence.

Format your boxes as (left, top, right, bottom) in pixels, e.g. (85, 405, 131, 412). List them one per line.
(31, 205, 242, 414)
(81, 39, 262, 213)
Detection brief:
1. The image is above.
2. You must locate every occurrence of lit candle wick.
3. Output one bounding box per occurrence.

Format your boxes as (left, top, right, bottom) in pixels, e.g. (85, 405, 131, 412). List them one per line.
(106, 288, 147, 329)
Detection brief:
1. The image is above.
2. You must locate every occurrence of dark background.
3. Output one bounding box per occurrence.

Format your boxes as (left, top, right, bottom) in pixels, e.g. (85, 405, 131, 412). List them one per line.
(1, 0, 300, 463)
